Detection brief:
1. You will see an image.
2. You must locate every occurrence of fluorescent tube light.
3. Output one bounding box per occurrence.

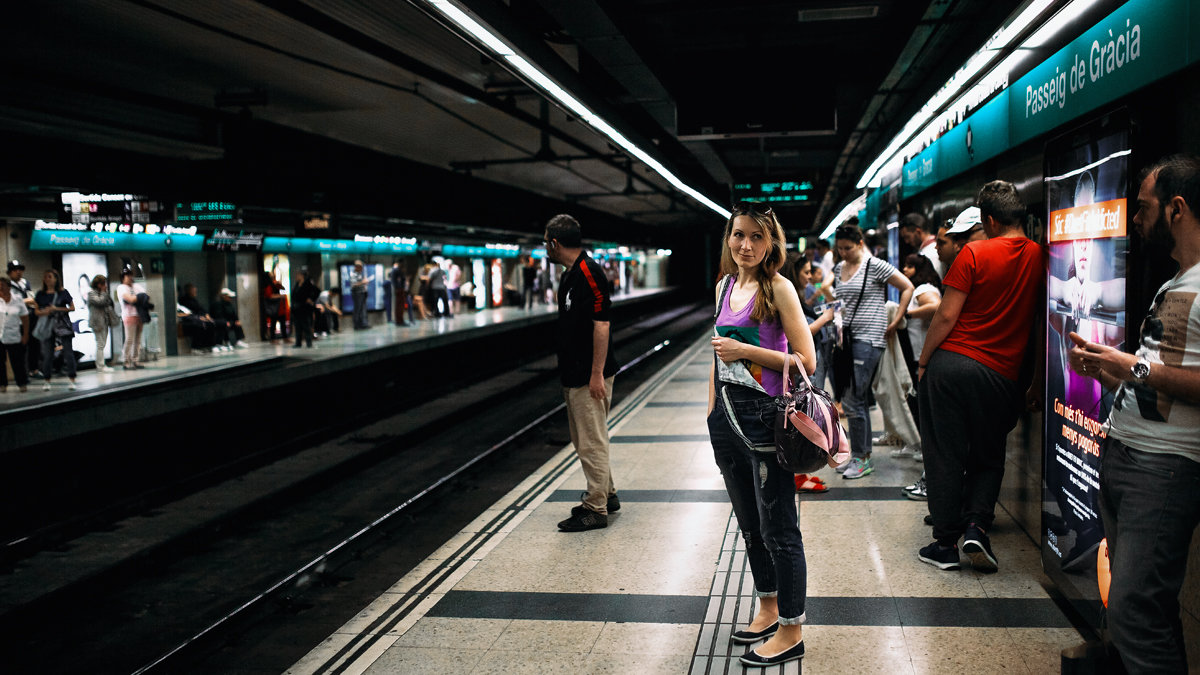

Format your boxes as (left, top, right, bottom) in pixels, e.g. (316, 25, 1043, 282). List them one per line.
(428, 0, 515, 56)
(855, 0, 1098, 190)
(423, 0, 731, 219)
(819, 192, 867, 240)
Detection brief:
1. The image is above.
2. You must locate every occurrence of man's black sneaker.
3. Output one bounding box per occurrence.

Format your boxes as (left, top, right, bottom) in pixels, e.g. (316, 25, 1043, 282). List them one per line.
(918, 541, 961, 570)
(558, 509, 607, 532)
(572, 493, 620, 516)
(923, 514, 933, 526)
(963, 522, 998, 573)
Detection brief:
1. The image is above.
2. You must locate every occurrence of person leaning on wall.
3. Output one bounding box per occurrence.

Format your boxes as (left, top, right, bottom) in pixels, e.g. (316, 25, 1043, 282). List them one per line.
(1068, 155, 1200, 674)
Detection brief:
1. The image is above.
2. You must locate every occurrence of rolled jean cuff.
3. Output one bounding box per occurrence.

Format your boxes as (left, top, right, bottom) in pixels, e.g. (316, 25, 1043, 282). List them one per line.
(779, 612, 806, 626)
(755, 589, 778, 599)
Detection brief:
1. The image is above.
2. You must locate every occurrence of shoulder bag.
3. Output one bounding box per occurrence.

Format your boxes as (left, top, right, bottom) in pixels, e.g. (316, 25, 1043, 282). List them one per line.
(831, 258, 870, 397)
(776, 353, 850, 472)
(32, 312, 53, 341)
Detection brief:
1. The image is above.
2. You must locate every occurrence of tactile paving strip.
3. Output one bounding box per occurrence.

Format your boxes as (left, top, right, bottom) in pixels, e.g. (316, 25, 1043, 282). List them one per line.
(690, 510, 802, 675)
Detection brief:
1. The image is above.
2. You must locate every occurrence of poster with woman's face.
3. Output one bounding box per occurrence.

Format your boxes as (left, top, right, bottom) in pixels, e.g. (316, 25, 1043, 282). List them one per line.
(62, 252, 111, 364)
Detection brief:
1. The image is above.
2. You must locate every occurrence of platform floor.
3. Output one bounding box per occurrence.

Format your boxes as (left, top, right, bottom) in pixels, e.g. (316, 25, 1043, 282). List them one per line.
(285, 337, 1083, 675)
(0, 289, 660, 408)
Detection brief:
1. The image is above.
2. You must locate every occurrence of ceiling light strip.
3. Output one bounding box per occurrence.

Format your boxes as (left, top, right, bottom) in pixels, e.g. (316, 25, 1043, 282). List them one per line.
(425, 0, 731, 219)
(855, 0, 1084, 190)
(819, 193, 867, 240)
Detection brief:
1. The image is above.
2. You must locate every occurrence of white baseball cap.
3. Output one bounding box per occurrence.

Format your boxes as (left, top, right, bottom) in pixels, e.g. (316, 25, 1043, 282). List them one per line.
(219, 287, 236, 297)
(946, 206, 982, 234)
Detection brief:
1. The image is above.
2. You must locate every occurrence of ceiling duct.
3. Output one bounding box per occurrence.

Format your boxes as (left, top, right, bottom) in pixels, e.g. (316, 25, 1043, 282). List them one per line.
(798, 6, 879, 22)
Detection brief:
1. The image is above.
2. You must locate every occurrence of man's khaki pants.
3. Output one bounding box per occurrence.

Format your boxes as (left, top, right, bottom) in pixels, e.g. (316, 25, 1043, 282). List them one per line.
(564, 376, 616, 514)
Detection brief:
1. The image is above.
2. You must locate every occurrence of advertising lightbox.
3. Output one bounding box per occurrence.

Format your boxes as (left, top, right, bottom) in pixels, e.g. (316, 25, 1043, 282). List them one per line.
(1042, 112, 1130, 630)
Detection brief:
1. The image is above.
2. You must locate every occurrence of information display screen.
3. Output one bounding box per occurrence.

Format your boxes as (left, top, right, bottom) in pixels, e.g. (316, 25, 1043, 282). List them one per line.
(1041, 113, 1131, 629)
(61, 192, 170, 224)
(732, 180, 814, 204)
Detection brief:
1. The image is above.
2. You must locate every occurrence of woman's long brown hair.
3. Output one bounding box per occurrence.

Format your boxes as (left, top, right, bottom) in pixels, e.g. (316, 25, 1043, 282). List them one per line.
(718, 207, 787, 323)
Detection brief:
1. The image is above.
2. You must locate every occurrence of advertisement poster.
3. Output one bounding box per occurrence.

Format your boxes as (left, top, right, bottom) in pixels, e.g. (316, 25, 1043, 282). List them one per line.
(264, 253, 291, 325)
(1043, 122, 1129, 586)
(61, 252, 112, 365)
(340, 263, 384, 311)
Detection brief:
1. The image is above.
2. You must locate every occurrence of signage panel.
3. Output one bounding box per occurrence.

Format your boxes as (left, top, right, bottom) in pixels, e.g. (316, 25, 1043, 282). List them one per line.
(205, 229, 264, 252)
(31, 221, 204, 251)
(1010, 0, 1185, 146)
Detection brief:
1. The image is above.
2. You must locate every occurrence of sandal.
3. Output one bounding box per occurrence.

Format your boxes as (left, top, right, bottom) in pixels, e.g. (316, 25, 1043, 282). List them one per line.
(794, 474, 828, 493)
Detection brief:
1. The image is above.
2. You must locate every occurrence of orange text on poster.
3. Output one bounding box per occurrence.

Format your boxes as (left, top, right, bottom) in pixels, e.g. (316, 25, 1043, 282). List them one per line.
(1049, 198, 1127, 243)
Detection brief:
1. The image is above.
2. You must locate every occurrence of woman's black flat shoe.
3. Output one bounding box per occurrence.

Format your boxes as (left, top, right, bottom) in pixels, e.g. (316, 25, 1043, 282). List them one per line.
(739, 639, 804, 667)
(730, 621, 778, 644)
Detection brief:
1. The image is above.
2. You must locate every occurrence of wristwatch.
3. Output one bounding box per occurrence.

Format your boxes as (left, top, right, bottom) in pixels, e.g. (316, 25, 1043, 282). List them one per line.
(1130, 357, 1151, 385)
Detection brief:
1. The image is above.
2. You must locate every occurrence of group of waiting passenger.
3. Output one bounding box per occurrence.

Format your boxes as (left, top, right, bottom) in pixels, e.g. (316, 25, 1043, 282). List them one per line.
(711, 158, 1200, 672)
(707, 183, 1049, 666)
(1, 264, 154, 393)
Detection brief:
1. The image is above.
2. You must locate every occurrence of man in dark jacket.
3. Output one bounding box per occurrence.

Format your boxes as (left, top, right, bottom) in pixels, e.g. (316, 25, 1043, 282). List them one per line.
(292, 270, 319, 348)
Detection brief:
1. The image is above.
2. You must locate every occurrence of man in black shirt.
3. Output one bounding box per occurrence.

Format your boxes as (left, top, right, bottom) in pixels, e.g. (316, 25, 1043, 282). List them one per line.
(544, 214, 621, 532)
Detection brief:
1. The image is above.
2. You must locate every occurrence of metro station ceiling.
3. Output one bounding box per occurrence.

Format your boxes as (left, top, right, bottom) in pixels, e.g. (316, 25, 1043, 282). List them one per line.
(0, 0, 1017, 236)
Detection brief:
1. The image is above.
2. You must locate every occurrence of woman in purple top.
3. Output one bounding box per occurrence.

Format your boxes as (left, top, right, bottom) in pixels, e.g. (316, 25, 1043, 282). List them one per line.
(707, 202, 816, 668)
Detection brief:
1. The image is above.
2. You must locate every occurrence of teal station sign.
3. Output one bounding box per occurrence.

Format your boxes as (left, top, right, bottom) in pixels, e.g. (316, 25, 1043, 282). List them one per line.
(902, 0, 1194, 199)
(31, 221, 204, 251)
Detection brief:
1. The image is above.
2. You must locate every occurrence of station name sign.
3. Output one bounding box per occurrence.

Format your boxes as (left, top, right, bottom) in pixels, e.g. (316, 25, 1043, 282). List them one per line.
(442, 243, 521, 258)
(31, 220, 204, 251)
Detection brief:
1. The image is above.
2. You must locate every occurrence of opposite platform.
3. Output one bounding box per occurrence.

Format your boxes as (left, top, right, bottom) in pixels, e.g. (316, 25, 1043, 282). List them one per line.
(0, 287, 676, 452)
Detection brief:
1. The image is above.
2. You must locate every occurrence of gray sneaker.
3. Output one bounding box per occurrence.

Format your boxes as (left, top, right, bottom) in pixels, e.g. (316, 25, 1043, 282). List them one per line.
(842, 457, 874, 479)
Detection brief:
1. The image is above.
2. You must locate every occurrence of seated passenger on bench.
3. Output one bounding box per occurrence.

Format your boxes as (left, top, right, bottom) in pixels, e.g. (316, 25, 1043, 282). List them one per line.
(177, 283, 223, 353)
(210, 287, 249, 349)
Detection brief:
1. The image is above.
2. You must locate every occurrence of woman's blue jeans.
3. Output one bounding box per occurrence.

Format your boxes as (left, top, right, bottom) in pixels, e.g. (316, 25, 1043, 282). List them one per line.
(843, 340, 883, 459)
(708, 383, 807, 624)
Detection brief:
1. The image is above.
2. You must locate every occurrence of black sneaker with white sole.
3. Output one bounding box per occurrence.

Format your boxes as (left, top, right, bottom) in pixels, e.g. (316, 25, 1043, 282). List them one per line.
(962, 523, 998, 573)
(918, 542, 961, 570)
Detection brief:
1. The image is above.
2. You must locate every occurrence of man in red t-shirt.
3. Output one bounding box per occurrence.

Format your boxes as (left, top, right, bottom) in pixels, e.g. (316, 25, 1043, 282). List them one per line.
(915, 181, 1045, 573)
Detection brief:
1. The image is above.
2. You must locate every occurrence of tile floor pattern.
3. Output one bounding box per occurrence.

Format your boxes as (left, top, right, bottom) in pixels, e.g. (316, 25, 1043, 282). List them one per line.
(287, 338, 1084, 675)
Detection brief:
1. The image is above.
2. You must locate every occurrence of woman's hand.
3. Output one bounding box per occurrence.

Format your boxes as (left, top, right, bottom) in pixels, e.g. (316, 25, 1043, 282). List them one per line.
(711, 336, 746, 363)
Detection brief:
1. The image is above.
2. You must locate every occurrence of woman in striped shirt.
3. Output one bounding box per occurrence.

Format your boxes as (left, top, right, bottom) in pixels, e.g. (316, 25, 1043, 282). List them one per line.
(831, 225, 914, 479)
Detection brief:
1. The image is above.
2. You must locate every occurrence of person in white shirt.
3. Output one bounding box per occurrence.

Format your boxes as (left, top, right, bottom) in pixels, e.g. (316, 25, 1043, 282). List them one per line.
(0, 276, 30, 392)
(116, 269, 146, 369)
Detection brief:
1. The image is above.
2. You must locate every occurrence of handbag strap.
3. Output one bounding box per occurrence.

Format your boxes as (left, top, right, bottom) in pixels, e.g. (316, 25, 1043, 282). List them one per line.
(842, 257, 870, 326)
(714, 274, 734, 318)
(779, 352, 812, 394)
